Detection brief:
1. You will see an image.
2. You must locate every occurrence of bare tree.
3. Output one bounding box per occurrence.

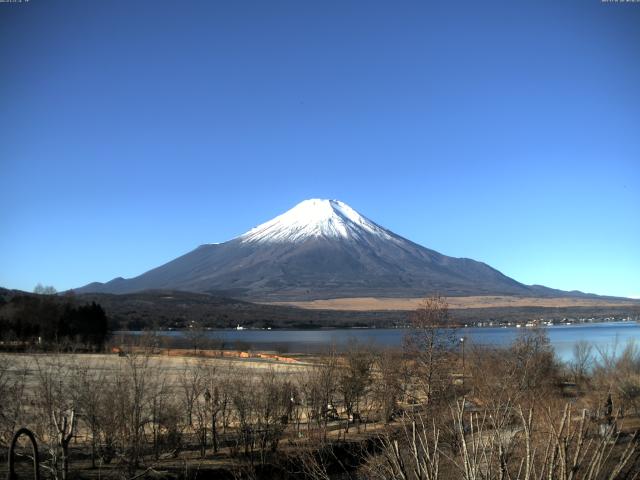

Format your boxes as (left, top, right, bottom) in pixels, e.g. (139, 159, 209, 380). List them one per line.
(254, 369, 291, 463)
(148, 367, 180, 460)
(184, 321, 208, 355)
(508, 326, 557, 401)
(74, 363, 105, 469)
(302, 350, 339, 442)
(33, 355, 78, 480)
(593, 340, 640, 417)
(179, 359, 204, 428)
(34, 283, 57, 295)
(339, 341, 374, 432)
(202, 363, 223, 453)
(0, 355, 29, 448)
(405, 295, 455, 407)
(372, 348, 408, 424)
(230, 374, 257, 459)
(109, 353, 153, 475)
(369, 400, 640, 480)
(570, 340, 593, 383)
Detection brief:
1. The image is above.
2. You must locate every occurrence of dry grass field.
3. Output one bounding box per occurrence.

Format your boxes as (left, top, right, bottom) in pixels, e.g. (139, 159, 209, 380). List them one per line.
(267, 295, 640, 311)
(1, 352, 311, 389)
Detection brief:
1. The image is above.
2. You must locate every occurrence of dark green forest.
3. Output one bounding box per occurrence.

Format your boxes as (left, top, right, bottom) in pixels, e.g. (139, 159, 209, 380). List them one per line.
(0, 292, 109, 349)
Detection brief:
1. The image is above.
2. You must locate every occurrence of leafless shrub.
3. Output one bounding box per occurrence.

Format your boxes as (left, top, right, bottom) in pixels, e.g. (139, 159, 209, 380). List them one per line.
(368, 398, 640, 480)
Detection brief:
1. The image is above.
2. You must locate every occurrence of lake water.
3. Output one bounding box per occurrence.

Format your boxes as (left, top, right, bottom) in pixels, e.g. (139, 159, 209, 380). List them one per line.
(138, 321, 640, 363)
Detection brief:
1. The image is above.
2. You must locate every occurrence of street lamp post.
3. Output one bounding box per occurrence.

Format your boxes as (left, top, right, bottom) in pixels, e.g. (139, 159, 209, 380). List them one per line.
(460, 337, 466, 390)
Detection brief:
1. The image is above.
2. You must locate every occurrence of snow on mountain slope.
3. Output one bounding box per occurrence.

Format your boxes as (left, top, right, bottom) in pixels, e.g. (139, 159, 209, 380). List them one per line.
(239, 199, 394, 244)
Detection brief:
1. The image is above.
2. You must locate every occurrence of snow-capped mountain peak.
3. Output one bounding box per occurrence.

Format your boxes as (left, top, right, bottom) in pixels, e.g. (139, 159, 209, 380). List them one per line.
(77, 198, 548, 300)
(239, 199, 393, 243)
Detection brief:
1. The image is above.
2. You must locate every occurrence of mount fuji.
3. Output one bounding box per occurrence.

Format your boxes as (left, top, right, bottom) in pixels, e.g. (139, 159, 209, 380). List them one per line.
(77, 199, 567, 300)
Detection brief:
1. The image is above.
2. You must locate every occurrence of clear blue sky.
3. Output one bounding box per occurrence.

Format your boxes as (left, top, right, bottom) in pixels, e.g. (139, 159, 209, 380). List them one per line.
(1, 0, 638, 297)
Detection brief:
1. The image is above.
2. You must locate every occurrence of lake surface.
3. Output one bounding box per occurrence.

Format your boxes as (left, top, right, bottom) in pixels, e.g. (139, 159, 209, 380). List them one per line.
(135, 321, 640, 363)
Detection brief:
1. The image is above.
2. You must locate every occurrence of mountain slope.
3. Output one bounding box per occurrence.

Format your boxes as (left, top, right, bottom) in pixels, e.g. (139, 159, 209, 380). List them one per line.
(77, 199, 569, 300)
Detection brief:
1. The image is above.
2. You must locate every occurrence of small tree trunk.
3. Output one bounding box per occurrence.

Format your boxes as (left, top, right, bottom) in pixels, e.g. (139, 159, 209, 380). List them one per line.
(200, 426, 207, 458)
(212, 413, 219, 453)
(61, 442, 69, 480)
(90, 425, 96, 469)
(53, 410, 76, 480)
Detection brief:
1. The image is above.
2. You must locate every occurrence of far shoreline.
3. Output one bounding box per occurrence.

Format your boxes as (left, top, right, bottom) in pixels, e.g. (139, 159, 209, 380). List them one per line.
(115, 316, 639, 334)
